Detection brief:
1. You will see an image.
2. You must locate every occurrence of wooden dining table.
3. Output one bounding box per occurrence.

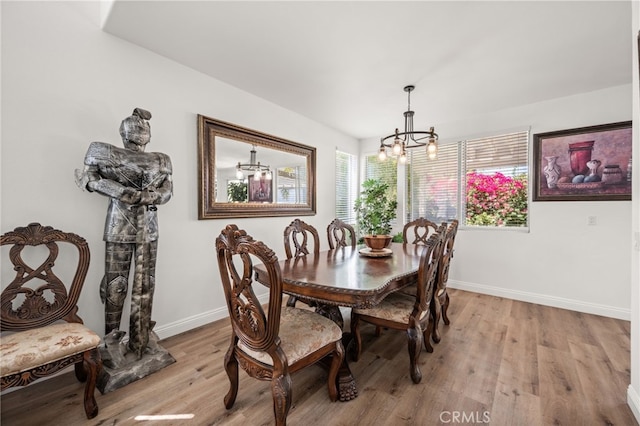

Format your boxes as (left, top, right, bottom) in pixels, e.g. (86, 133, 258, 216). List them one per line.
(254, 242, 427, 401)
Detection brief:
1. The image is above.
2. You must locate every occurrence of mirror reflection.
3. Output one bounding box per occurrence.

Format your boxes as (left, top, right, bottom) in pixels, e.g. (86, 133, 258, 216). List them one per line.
(197, 115, 316, 219)
(215, 137, 308, 204)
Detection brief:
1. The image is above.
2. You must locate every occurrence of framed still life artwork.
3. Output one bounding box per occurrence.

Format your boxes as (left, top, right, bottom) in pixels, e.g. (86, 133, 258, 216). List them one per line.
(533, 121, 632, 201)
(248, 174, 273, 203)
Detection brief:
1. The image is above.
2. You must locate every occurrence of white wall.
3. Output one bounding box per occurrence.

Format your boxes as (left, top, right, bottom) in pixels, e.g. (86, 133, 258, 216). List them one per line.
(361, 83, 633, 320)
(1, 2, 357, 338)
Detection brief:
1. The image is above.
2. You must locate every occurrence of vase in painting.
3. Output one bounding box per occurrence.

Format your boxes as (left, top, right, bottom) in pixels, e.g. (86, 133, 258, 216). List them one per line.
(544, 156, 561, 189)
(568, 141, 594, 175)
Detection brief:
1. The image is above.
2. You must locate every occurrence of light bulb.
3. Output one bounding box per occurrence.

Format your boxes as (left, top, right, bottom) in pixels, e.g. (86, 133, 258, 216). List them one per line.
(236, 169, 243, 180)
(253, 172, 261, 181)
(265, 170, 272, 180)
(392, 138, 402, 156)
(427, 138, 438, 159)
(378, 146, 387, 161)
(399, 151, 407, 164)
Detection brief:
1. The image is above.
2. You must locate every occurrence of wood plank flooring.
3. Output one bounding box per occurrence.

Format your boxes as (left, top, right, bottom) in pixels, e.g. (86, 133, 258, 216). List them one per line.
(1, 289, 636, 425)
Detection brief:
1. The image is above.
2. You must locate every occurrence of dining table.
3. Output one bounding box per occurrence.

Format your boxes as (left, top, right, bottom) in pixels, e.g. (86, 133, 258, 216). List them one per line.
(254, 242, 427, 401)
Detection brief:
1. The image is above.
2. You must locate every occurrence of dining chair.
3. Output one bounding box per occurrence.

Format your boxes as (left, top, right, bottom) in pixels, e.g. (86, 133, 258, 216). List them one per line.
(216, 225, 344, 426)
(327, 218, 356, 250)
(283, 218, 320, 307)
(1, 223, 102, 419)
(396, 222, 446, 340)
(431, 219, 459, 344)
(283, 218, 320, 259)
(402, 217, 438, 244)
(350, 232, 444, 384)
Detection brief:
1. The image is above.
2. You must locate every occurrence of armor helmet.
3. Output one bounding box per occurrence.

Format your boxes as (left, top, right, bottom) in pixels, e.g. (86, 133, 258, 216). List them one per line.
(119, 108, 151, 146)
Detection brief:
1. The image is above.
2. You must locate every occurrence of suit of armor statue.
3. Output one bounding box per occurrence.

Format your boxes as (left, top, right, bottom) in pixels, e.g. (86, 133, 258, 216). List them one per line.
(77, 108, 173, 359)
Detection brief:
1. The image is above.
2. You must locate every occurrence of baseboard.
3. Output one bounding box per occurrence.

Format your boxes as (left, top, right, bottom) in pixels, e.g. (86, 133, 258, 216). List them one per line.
(448, 280, 631, 321)
(628, 385, 640, 424)
(154, 292, 271, 340)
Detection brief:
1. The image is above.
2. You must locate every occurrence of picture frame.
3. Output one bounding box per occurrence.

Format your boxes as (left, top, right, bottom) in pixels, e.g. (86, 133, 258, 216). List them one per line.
(533, 121, 632, 201)
(248, 174, 273, 203)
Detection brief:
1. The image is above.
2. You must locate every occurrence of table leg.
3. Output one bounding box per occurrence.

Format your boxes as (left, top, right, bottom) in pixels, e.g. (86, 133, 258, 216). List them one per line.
(312, 304, 358, 401)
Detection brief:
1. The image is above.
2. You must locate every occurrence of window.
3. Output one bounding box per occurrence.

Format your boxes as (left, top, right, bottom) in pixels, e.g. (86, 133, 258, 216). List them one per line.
(276, 166, 307, 204)
(408, 130, 529, 228)
(335, 150, 358, 224)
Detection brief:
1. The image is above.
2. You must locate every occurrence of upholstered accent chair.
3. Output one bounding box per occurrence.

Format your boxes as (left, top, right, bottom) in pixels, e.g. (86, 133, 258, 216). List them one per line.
(216, 225, 344, 426)
(431, 219, 459, 343)
(326, 218, 356, 250)
(283, 218, 320, 307)
(350, 232, 443, 384)
(1, 223, 102, 419)
(402, 217, 438, 245)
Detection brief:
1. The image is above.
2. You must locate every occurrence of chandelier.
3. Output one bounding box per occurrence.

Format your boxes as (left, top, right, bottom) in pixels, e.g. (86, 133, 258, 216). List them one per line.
(378, 85, 438, 163)
(236, 145, 272, 181)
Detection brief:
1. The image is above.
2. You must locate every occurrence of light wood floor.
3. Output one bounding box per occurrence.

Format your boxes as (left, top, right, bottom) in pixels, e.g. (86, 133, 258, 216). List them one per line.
(1, 289, 636, 425)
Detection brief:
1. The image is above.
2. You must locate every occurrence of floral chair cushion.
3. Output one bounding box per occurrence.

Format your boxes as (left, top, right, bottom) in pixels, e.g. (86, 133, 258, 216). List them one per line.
(0, 322, 101, 376)
(239, 306, 342, 366)
(353, 292, 428, 324)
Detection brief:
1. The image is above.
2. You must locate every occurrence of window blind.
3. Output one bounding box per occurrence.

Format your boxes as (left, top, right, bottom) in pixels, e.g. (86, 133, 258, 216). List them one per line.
(408, 142, 460, 223)
(335, 150, 358, 224)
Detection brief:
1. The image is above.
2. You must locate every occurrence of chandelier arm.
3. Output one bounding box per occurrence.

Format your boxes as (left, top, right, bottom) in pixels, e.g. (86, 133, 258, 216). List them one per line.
(236, 163, 271, 172)
(380, 131, 438, 147)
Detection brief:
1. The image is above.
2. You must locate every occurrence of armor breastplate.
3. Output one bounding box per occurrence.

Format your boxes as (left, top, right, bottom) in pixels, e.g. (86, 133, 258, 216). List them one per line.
(85, 142, 171, 190)
(85, 142, 171, 243)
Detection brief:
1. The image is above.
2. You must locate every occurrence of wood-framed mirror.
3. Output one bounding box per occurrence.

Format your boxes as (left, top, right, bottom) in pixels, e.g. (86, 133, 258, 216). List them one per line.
(198, 115, 317, 219)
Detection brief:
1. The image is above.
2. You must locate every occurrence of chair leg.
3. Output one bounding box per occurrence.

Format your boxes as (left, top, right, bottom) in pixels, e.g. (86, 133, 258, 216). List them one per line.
(423, 313, 435, 353)
(430, 297, 442, 344)
(441, 291, 451, 325)
(223, 344, 239, 409)
(271, 372, 292, 426)
(286, 296, 298, 307)
(375, 326, 382, 336)
(350, 313, 362, 362)
(327, 341, 344, 402)
(82, 349, 100, 419)
(74, 359, 87, 382)
(407, 324, 423, 384)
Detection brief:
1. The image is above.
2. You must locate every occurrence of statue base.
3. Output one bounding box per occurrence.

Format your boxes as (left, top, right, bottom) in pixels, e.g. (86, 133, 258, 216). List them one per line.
(97, 330, 175, 394)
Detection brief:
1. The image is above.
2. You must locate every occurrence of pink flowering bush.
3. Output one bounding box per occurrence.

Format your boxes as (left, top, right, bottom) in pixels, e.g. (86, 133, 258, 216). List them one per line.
(466, 172, 527, 226)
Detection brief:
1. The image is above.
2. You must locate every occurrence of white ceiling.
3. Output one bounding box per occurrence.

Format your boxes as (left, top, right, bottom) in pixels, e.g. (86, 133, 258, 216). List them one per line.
(102, 1, 632, 140)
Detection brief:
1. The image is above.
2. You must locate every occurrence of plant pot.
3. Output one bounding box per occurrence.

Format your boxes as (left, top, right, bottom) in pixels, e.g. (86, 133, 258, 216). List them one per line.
(363, 235, 392, 251)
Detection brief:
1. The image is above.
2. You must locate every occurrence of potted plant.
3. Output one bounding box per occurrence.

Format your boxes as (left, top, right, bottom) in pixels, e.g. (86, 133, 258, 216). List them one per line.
(354, 178, 398, 251)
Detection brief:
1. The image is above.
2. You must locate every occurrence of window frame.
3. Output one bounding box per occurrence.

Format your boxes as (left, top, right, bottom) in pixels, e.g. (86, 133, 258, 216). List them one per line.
(407, 129, 530, 231)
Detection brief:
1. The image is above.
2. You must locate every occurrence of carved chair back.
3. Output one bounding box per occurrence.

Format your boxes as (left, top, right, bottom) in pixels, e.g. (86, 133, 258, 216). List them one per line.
(216, 224, 283, 351)
(0, 223, 101, 419)
(327, 218, 356, 249)
(414, 230, 445, 314)
(283, 218, 320, 259)
(402, 217, 438, 245)
(1, 223, 90, 331)
(436, 220, 459, 293)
